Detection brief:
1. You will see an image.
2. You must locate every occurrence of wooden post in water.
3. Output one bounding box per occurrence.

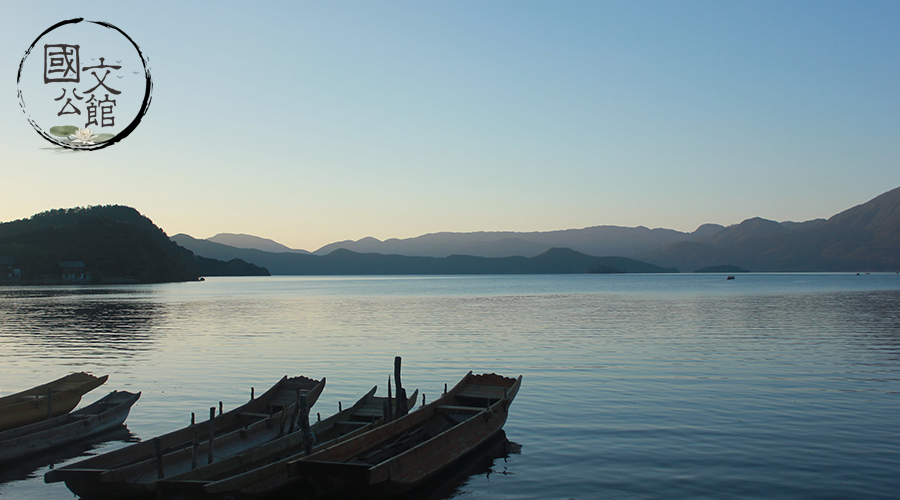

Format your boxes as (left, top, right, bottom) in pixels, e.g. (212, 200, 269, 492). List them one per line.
(154, 437, 165, 479)
(399, 388, 408, 417)
(191, 412, 195, 425)
(338, 401, 342, 412)
(386, 376, 394, 422)
(219, 401, 223, 416)
(317, 412, 321, 422)
(250, 387, 255, 400)
(208, 407, 216, 465)
(394, 356, 407, 417)
(422, 393, 426, 407)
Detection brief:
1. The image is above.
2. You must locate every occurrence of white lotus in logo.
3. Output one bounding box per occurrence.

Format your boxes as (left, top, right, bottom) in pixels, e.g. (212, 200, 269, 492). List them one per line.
(68, 128, 97, 145)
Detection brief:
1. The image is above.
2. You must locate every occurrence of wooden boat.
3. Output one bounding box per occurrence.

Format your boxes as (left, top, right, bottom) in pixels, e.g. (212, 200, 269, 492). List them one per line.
(0, 373, 108, 431)
(45, 375, 323, 500)
(156, 386, 417, 498)
(0, 390, 140, 463)
(288, 372, 521, 499)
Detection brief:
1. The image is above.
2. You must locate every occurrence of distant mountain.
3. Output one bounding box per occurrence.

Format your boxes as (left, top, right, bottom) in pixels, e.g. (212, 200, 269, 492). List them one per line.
(207, 233, 309, 254)
(171, 234, 298, 266)
(690, 223, 726, 240)
(638, 186, 900, 272)
(313, 225, 700, 258)
(0, 206, 268, 284)
(177, 185, 900, 273)
(172, 234, 678, 274)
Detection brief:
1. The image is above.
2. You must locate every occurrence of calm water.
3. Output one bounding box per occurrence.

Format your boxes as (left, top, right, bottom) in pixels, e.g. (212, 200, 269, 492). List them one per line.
(1, 274, 899, 499)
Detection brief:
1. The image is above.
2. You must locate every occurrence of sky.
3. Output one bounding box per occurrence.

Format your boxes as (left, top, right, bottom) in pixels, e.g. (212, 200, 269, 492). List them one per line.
(2, 1, 898, 252)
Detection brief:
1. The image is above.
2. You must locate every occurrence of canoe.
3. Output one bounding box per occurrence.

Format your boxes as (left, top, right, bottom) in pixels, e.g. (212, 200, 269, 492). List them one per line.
(156, 386, 418, 499)
(0, 390, 140, 463)
(288, 372, 521, 499)
(45, 375, 324, 500)
(0, 373, 108, 431)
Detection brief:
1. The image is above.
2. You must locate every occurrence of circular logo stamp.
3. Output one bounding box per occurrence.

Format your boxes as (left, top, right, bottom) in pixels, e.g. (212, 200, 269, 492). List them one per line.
(17, 18, 152, 150)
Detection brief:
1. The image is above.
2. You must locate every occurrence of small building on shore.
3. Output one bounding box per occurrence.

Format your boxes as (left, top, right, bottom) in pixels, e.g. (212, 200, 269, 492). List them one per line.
(58, 260, 91, 281)
(1, 256, 21, 279)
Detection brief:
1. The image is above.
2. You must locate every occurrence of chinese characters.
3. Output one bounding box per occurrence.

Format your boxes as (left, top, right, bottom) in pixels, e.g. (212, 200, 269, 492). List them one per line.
(45, 46, 121, 129)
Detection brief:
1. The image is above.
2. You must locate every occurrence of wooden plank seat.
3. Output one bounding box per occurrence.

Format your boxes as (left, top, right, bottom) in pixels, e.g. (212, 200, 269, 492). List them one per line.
(352, 408, 384, 418)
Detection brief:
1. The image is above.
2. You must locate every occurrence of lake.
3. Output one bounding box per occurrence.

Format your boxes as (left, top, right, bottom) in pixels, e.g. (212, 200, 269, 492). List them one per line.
(1, 274, 899, 499)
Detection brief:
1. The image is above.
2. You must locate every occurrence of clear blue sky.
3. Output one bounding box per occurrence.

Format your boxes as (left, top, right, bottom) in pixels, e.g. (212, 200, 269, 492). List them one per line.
(2, 1, 898, 251)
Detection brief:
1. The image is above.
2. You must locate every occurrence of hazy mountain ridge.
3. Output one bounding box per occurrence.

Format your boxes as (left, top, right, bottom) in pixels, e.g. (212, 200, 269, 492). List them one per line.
(207, 233, 309, 254)
(638, 186, 900, 272)
(314, 225, 696, 258)
(171, 234, 677, 274)
(178, 185, 900, 273)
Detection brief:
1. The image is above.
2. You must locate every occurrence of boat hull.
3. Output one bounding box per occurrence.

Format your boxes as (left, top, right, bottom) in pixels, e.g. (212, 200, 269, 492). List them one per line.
(46, 375, 323, 500)
(0, 373, 108, 431)
(290, 372, 521, 500)
(0, 391, 140, 463)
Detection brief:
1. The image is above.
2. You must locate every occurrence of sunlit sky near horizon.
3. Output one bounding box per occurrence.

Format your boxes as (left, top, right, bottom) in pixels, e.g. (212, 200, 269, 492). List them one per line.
(2, 1, 899, 252)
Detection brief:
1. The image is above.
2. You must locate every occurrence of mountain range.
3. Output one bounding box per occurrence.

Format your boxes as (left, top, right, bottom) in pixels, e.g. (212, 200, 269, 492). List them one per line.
(638, 186, 900, 272)
(170, 235, 676, 275)
(179, 185, 900, 273)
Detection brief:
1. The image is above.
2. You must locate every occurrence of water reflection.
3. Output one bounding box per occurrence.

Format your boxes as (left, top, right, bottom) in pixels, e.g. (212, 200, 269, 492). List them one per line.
(0, 277, 898, 500)
(397, 432, 521, 500)
(0, 426, 137, 485)
(0, 288, 163, 361)
(277, 432, 519, 500)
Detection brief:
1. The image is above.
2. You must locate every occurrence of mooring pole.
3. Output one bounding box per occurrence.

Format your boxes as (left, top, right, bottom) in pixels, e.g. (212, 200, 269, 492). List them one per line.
(208, 407, 216, 464)
(394, 356, 407, 417)
(386, 376, 394, 421)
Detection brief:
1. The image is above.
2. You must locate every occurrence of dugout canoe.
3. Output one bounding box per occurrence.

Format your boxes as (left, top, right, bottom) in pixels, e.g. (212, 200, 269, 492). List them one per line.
(287, 372, 521, 499)
(0, 390, 140, 463)
(156, 386, 418, 498)
(0, 373, 108, 431)
(45, 375, 324, 500)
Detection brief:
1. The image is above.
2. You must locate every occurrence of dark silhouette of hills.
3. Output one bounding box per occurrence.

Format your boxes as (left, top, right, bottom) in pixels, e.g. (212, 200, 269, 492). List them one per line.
(171, 234, 678, 274)
(0, 206, 268, 284)
(638, 186, 900, 272)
